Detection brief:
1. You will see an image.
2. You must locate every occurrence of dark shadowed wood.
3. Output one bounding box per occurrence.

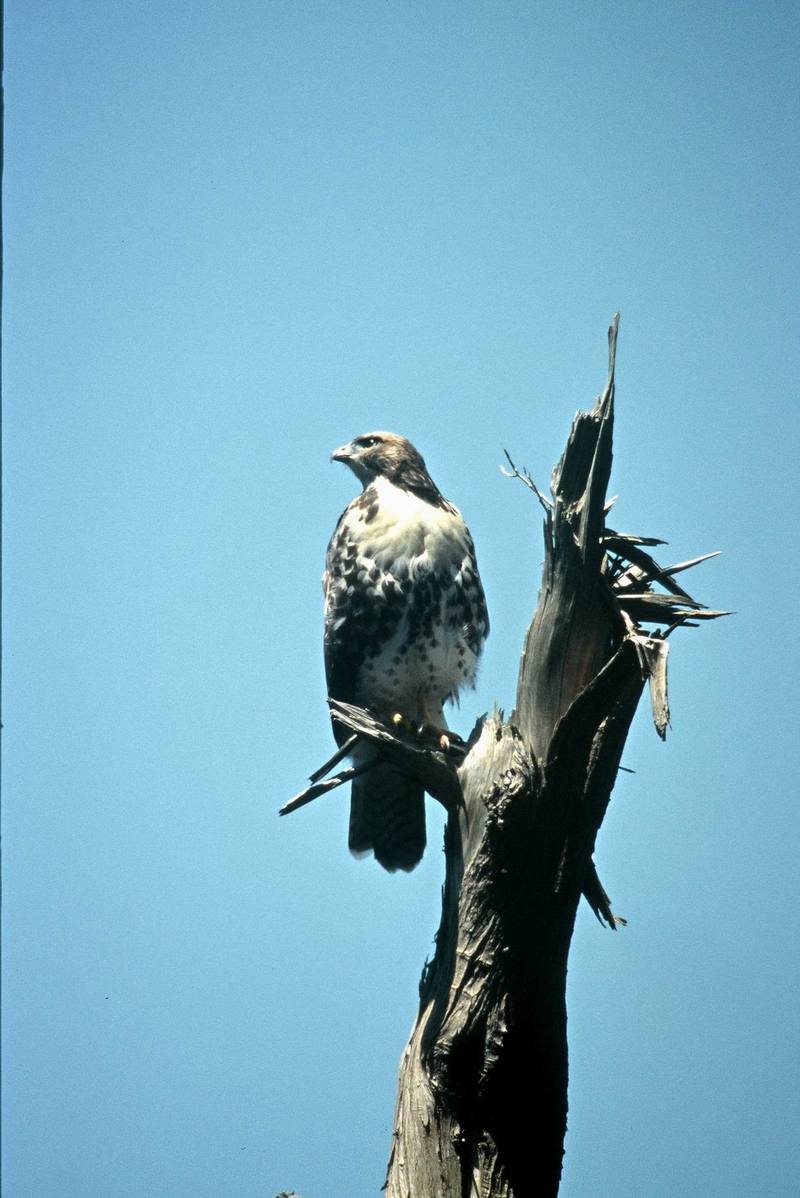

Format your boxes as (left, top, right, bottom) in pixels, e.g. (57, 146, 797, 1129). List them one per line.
(380, 316, 726, 1197)
(284, 317, 726, 1196)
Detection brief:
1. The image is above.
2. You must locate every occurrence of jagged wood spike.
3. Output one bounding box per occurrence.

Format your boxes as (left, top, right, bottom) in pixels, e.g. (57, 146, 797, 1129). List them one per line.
(582, 860, 622, 930)
(604, 537, 697, 601)
(280, 759, 379, 817)
(630, 634, 671, 738)
(307, 733, 360, 783)
(604, 529, 667, 546)
(664, 550, 722, 576)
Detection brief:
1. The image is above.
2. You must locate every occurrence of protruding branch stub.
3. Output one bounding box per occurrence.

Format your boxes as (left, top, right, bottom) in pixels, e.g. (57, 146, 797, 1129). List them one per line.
(282, 699, 467, 819)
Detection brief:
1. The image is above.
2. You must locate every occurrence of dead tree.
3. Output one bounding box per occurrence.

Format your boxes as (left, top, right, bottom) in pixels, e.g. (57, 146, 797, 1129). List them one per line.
(283, 316, 726, 1197)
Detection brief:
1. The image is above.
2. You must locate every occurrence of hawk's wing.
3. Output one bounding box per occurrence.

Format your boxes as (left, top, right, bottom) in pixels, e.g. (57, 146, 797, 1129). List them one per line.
(323, 500, 427, 871)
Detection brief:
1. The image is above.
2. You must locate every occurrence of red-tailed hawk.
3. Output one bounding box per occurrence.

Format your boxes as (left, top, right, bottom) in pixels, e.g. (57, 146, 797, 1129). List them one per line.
(323, 432, 489, 872)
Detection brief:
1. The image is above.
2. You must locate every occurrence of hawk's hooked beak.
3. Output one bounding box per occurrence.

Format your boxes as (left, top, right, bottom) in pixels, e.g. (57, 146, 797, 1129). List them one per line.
(331, 443, 353, 463)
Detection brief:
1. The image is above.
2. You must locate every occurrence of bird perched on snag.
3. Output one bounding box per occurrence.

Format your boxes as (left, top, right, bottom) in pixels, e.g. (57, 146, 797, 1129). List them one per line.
(323, 431, 489, 872)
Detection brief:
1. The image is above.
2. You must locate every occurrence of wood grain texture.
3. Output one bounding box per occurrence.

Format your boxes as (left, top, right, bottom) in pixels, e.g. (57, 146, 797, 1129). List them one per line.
(379, 317, 725, 1197)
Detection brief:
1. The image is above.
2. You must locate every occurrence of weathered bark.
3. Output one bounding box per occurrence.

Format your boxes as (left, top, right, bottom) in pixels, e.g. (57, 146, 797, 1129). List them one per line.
(284, 316, 726, 1196)
(379, 316, 725, 1197)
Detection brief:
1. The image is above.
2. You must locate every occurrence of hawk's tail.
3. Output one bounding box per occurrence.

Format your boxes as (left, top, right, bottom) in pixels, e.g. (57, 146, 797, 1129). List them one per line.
(348, 759, 426, 873)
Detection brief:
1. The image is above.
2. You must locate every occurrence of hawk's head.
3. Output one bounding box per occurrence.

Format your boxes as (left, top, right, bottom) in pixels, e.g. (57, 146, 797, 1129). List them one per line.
(331, 431, 441, 501)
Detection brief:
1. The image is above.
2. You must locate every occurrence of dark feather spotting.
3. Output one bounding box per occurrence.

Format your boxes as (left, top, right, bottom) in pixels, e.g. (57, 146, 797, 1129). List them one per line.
(323, 432, 488, 871)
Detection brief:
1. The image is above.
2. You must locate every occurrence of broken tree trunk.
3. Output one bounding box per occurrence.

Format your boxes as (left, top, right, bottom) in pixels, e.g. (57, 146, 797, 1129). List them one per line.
(284, 316, 726, 1197)
(382, 316, 725, 1197)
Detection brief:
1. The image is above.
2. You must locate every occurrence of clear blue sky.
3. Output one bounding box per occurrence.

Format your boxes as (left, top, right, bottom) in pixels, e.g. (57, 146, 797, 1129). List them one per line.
(4, 3, 799, 1195)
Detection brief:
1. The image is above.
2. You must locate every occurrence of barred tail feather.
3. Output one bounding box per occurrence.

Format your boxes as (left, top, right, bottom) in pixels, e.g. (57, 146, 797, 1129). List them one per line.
(348, 762, 426, 873)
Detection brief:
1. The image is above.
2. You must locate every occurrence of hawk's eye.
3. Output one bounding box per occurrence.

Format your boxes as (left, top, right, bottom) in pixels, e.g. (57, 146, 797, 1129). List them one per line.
(357, 436, 380, 449)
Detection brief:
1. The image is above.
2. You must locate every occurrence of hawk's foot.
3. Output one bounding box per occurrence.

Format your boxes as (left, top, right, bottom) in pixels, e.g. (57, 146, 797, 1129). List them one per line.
(417, 723, 465, 756)
(391, 712, 414, 734)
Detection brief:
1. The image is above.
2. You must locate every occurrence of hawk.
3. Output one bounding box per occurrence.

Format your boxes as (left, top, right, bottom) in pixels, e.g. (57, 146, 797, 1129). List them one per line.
(323, 431, 489, 872)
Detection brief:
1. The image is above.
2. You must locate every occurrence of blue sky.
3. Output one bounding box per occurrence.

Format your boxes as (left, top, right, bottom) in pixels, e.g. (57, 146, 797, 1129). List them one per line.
(4, 2, 799, 1195)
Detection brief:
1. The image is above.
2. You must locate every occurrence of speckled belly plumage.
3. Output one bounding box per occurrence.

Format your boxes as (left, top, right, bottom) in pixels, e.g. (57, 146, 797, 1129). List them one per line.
(324, 476, 487, 726)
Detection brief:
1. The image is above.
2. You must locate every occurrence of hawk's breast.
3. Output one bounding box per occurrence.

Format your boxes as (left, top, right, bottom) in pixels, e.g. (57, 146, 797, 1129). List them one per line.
(324, 476, 488, 724)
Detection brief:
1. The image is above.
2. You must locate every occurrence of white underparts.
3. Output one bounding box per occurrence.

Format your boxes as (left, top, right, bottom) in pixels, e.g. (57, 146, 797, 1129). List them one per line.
(345, 477, 482, 722)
